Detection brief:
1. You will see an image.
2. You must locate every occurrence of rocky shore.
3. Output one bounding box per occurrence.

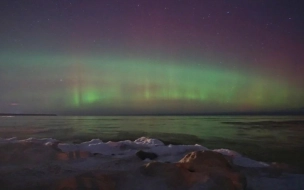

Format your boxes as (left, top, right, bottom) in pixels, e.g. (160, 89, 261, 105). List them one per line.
(0, 137, 303, 190)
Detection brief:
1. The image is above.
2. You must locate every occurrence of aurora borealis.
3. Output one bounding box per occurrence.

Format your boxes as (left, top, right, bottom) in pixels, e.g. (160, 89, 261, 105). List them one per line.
(1, 0, 304, 115)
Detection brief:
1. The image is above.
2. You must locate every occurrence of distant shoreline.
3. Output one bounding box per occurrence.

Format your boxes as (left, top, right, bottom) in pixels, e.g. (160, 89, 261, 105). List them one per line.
(1, 112, 303, 117)
(0, 113, 57, 116)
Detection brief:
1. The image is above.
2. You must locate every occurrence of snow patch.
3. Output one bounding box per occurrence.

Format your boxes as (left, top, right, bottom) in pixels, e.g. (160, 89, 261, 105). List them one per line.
(214, 148, 268, 167)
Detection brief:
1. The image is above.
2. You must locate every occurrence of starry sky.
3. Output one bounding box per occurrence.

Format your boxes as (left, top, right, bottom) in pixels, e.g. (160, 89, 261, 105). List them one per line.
(0, 0, 304, 115)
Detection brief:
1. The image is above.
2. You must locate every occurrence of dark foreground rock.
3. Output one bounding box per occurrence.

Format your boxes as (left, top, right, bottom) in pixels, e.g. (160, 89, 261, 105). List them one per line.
(53, 172, 115, 190)
(140, 150, 246, 190)
(136, 150, 158, 160)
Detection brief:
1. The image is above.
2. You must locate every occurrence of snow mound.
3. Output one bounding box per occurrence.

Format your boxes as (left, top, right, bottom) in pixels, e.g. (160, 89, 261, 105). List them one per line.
(134, 137, 164, 146)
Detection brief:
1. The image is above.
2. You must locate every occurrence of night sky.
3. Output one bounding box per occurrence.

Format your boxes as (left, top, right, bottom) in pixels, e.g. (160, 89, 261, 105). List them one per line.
(1, 0, 304, 115)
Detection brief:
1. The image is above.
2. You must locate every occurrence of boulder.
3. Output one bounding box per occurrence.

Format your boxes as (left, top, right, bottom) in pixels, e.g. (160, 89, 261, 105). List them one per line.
(140, 151, 246, 190)
(178, 150, 232, 171)
(140, 161, 195, 188)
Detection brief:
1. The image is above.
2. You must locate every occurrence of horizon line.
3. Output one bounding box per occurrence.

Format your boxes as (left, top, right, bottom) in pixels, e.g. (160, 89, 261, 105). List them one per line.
(1, 111, 304, 117)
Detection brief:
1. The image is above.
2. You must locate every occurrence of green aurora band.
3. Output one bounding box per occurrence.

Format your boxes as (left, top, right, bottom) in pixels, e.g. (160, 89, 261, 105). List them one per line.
(1, 52, 303, 114)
